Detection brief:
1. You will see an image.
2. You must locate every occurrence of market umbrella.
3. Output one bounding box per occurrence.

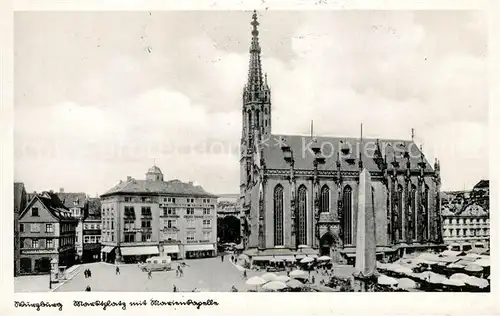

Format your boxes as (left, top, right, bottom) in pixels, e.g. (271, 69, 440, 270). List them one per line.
(397, 278, 417, 290)
(450, 273, 470, 281)
(300, 257, 315, 264)
(464, 276, 489, 288)
(262, 280, 288, 291)
(245, 276, 266, 286)
(442, 278, 465, 287)
(289, 270, 308, 279)
(393, 266, 413, 276)
(465, 253, 482, 259)
(298, 245, 309, 249)
(377, 275, 398, 286)
(464, 264, 483, 272)
(474, 258, 490, 267)
(261, 272, 278, 282)
(447, 263, 466, 269)
(318, 256, 331, 262)
(276, 275, 291, 282)
(286, 279, 304, 289)
(428, 274, 447, 284)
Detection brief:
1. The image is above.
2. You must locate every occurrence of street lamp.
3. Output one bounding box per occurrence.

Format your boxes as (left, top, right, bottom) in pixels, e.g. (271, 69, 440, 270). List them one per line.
(281, 141, 299, 250)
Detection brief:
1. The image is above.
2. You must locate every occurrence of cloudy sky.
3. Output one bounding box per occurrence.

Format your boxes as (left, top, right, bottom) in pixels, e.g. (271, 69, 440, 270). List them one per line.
(14, 10, 488, 195)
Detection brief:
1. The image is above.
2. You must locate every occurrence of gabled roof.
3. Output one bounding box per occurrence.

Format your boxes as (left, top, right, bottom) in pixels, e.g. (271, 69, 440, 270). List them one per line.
(457, 203, 488, 217)
(260, 134, 433, 172)
(102, 178, 217, 198)
(56, 192, 87, 208)
(473, 180, 489, 190)
(21, 192, 76, 221)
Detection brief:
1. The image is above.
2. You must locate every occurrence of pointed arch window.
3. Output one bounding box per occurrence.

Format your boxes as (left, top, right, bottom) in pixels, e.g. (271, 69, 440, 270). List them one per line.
(411, 185, 417, 240)
(274, 185, 284, 246)
(424, 185, 430, 239)
(342, 185, 353, 245)
(320, 185, 330, 213)
(397, 184, 404, 241)
(297, 185, 308, 245)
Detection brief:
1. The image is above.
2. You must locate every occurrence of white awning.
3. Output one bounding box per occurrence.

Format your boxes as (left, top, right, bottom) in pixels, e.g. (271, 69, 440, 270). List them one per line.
(163, 245, 180, 254)
(184, 244, 215, 252)
(121, 246, 159, 256)
(101, 246, 115, 253)
(252, 256, 274, 261)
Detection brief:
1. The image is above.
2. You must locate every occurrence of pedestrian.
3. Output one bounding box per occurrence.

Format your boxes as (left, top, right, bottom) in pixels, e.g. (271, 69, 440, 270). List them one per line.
(221, 255, 224, 262)
(231, 255, 234, 262)
(116, 266, 120, 275)
(173, 285, 177, 292)
(88, 269, 92, 278)
(179, 267, 184, 277)
(84, 269, 87, 278)
(148, 270, 152, 279)
(176, 269, 179, 277)
(312, 276, 315, 284)
(85, 285, 91, 292)
(243, 269, 247, 279)
(231, 285, 238, 292)
(287, 270, 290, 277)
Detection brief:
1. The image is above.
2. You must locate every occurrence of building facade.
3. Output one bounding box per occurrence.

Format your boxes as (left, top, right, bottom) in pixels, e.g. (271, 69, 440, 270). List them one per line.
(100, 165, 218, 263)
(14, 182, 28, 276)
(19, 191, 77, 274)
(441, 180, 490, 252)
(82, 197, 102, 263)
(239, 12, 443, 261)
(56, 189, 87, 262)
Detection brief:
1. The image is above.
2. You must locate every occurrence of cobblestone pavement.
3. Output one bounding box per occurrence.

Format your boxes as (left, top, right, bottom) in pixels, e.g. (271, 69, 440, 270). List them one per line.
(54, 256, 248, 292)
(15, 274, 52, 293)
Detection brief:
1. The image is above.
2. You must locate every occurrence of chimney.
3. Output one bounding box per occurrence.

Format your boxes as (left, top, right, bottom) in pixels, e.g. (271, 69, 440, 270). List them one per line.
(188, 181, 194, 186)
(49, 190, 54, 194)
(127, 176, 132, 181)
(59, 188, 64, 193)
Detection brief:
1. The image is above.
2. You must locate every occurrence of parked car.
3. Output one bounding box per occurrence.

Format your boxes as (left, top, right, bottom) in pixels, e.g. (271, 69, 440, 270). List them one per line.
(139, 256, 172, 272)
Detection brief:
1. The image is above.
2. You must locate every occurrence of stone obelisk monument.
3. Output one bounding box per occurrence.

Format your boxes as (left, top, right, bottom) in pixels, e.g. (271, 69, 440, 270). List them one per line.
(353, 168, 377, 290)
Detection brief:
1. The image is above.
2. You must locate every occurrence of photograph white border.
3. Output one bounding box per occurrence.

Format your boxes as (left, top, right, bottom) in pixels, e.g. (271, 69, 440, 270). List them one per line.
(1, 0, 498, 315)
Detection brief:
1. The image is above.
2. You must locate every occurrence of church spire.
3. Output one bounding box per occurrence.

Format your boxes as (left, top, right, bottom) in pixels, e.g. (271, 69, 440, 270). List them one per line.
(247, 10, 263, 94)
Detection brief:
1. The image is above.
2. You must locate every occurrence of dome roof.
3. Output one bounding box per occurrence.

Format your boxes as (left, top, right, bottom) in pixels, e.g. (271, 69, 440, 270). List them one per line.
(147, 165, 162, 174)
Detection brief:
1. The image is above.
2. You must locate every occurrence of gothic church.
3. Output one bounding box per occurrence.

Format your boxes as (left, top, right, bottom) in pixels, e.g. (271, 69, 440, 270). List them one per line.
(240, 12, 444, 260)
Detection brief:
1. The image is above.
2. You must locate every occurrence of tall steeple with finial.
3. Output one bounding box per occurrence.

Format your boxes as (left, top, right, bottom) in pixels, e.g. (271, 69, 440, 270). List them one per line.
(242, 10, 272, 146)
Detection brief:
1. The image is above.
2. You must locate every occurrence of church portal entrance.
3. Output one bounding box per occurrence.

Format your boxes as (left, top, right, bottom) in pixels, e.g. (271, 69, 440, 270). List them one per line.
(319, 232, 335, 256)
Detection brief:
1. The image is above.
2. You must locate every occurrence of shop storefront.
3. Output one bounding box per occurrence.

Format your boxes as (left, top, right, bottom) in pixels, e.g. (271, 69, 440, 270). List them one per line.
(120, 246, 159, 263)
(101, 246, 116, 263)
(184, 244, 215, 259)
(162, 245, 180, 260)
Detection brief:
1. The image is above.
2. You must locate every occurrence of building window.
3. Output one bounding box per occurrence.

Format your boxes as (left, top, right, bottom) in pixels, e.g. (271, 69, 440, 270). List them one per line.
(124, 206, 136, 219)
(20, 224, 24, 233)
(111, 221, 114, 230)
(141, 220, 151, 228)
(164, 208, 176, 216)
(273, 184, 284, 246)
(203, 231, 211, 240)
(187, 198, 195, 204)
(203, 208, 210, 215)
(141, 206, 152, 217)
(167, 220, 177, 228)
(125, 197, 132, 202)
(124, 220, 135, 231)
(297, 185, 308, 246)
(44, 223, 53, 233)
(167, 197, 176, 203)
(187, 219, 195, 228)
(320, 185, 330, 213)
(84, 236, 90, 243)
(203, 219, 211, 228)
(187, 232, 195, 242)
(342, 185, 353, 245)
(30, 223, 40, 233)
(32, 239, 39, 248)
(141, 233, 152, 242)
(31, 207, 39, 217)
(424, 186, 430, 239)
(397, 184, 404, 241)
(124, 233, 135, 242)
(410, 185, 417, 240)
(186, 208, 194, 215)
